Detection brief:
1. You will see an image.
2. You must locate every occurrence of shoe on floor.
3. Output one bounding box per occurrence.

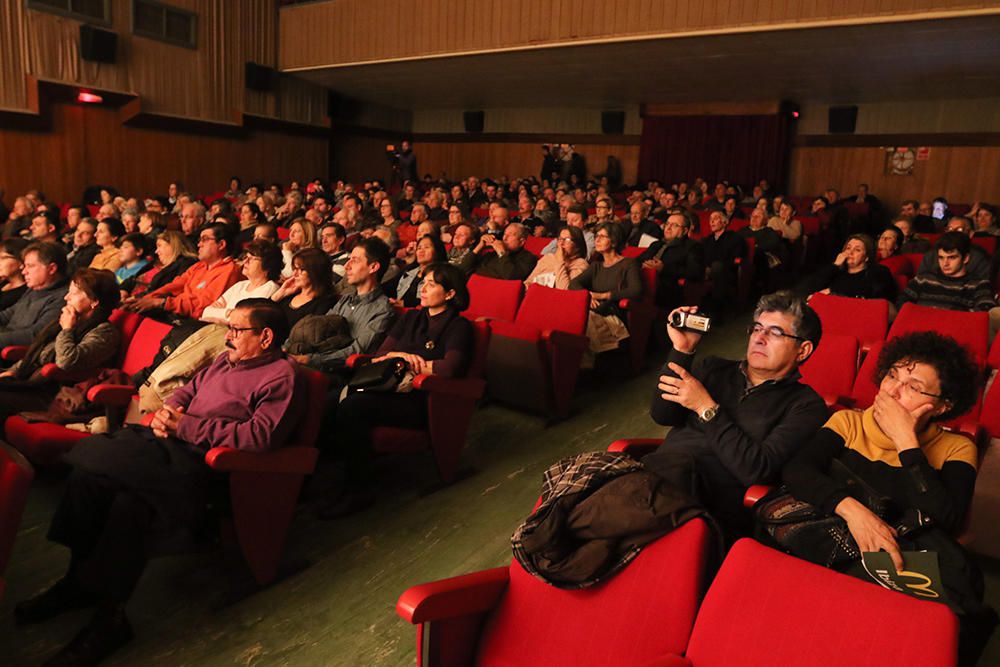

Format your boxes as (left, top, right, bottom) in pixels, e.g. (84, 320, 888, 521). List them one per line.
(316, 489, 375, 520)
(43, 606, 134, 667)
(14, 577, 98, 625)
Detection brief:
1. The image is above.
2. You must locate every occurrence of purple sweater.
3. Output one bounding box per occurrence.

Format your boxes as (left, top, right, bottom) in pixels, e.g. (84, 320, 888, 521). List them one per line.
(166, 352, 301, 452)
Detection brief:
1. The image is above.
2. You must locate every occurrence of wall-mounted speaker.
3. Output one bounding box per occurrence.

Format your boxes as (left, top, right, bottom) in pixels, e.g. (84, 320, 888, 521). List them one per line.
(601, 110, 626, 134)
(245, 62, 277, 92)
(463, 110, 484, 133)
(828, 106, 858, 134)
(80, 25, 117, 64)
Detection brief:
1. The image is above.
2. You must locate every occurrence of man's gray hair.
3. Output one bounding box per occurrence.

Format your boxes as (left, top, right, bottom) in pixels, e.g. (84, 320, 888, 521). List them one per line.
(507, 222, 528, 240)
(753, 290, 822, 348)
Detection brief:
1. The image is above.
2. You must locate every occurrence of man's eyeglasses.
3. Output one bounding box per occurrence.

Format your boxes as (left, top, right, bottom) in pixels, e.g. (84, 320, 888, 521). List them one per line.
(226, 325, 261, 337)
(747, 322, 807, 342)
(884, 366, 942, 399)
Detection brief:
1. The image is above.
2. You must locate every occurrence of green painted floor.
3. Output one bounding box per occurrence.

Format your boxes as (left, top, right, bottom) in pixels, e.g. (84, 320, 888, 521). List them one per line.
(2, 315, 999, 666)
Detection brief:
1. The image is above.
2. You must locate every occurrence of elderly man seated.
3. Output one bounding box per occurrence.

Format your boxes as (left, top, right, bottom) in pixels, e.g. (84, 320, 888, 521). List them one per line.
(643, 291, 827, 538)
(14, 298, 304, 666)
(471, 222, 538, 281)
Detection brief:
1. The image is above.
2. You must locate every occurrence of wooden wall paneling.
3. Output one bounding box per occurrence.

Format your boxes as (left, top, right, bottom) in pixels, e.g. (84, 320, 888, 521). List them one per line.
(789, 145, 1000, 209)
(281, 0, 997, 71)
(0, 103, 328, 204)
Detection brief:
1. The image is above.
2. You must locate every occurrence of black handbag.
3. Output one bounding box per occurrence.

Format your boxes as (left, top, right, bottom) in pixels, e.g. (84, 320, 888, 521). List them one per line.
(347, 358, 408, 393)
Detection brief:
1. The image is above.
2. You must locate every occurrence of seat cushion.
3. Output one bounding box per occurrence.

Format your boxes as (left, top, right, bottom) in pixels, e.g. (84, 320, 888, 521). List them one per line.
(475, 519, 709, 666)
(5, 417, 90, 466)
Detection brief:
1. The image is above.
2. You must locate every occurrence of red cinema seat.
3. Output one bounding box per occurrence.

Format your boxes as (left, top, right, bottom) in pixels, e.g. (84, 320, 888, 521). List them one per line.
(348, 319, 489, 483)
(204, 366, 328, 585)
(396, 518, 712, 667)
(607, 437, 661, 458)
(523, 236, 551, 258)
(0, 442, 33, 600)
(808, 293, 888, 354)
(464, 275, 523, 323)
(621, 246, 644, 259)
(5, 317, 173, 464)
(276, 226, 290, 241)
(486, 285, 589, 419)
(799, 333, 859, 408)
(972, 236, 997, 256)
(670, 539, 958, 667)
(880, 254, 915, 280)
(889, 303, 989, 369)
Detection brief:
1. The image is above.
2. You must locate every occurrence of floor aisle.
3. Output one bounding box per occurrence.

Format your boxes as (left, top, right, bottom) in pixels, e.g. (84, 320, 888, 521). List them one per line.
(2, 315, 998, 665)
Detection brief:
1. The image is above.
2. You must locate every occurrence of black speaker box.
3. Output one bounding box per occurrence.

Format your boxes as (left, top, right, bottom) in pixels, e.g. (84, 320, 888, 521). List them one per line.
(245, 62, 277, 92)
(80, 25, 117, 64)
(601, 110, 626, 134)
(828, 106, 858, 134)
(463, 110, 484, 133)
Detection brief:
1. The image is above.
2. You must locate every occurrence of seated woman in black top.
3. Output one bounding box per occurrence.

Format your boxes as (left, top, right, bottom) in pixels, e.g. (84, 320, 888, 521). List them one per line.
(320, 263, 473, 519)
(387, 234, 448, 308)
(798, 234, 896, 302)
(780, 332, 995, 666)
(0, 238, 28, 311)
(270, 247, 337, 328)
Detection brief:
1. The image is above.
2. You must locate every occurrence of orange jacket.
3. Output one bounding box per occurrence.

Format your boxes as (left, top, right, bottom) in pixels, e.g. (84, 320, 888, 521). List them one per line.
(148, 257, 242, 318)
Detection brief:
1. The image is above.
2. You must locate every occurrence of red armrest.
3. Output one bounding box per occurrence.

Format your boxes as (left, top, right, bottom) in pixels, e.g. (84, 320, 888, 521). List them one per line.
(86, 383, 137, 405)
(204, 445, 319, 475)
(39, 363, 99, 384)
(607, 438, 661, 458)
(639, 655, 691, 667)
(1, 345, 27, 362)
(543, 329, 589, 351)
(412, 374, 486, 399)
(396, 566, 509, 624)
(744, 484, 773, 508)
(345, 354, 374, 369)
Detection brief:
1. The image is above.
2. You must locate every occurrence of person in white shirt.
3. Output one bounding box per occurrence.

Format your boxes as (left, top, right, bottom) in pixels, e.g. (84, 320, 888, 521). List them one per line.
(201, 241, 283, 324)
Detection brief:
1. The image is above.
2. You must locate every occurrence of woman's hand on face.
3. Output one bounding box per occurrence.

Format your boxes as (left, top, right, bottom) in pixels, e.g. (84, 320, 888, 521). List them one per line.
(59, 304, 78, 331)
(833, 250, 849, 267)
(872, 390, 934, 452)
(836, 497, 904, 571)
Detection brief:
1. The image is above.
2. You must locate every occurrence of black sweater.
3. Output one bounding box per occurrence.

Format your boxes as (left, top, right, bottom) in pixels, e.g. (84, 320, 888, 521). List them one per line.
(643, 349, 827, 534)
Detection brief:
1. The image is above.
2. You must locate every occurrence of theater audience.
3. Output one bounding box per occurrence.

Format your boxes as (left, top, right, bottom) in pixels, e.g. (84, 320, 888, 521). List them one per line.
(781, 332, 996, 666)
(876, 225, 903, 260)
(525, 225, 589, 289)
(917, 216, 992, 281)
(899, 232, 996, 312)
(179, 201, 206, 244)
(89, 219, 125, 272)
(644, 292, 826, 536)
(320, 222, 349, 279)
(281, 218, 317, 278)
(4, 195, 34, 239)
(271, 247, 337, 328)
(114, 234, 152, 286)
(800, 234, 896, 302)
(0, 242, 70, 348)
(29, 209, 61, 244)
(131, 223, 241, 319)
(0, 238, 28, 310)
(447, 222, 478, 273)
(974, 203, 998, 236)
(700, 210, 747, 319)
(319, 263, 473, 518)
(66, 219, 100, 276)
(387, 235, 448, 308)
(290, 238, 395, 373)
(570, 222, 641, 356)
(767, 200, 803, 243)
(894, 216, 931, 255)
(639, 210, 705, 310)
(471, 223, 537, 281)
(0, 269, 120, 422)
(200, 240, 282, 324)
(125, 230, 196, 298)
(542, 204, 595, 258)
(15, 298, 303, 667)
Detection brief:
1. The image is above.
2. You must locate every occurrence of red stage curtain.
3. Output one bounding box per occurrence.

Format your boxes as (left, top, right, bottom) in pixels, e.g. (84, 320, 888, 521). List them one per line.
(638, 114, 793, 190)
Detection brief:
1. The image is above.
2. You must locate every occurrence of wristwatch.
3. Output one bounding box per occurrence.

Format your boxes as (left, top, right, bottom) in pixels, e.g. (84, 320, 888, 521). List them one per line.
(698, 404, 719, 423)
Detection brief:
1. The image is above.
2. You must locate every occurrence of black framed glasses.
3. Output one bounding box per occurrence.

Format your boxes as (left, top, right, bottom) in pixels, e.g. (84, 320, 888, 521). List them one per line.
(226, 325, 261, 337)
(747, 322, 807, 342)
(885, 366, 942, 399)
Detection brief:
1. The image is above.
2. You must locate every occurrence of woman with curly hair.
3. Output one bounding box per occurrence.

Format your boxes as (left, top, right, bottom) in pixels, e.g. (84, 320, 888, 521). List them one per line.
(781, 331, 995, 665)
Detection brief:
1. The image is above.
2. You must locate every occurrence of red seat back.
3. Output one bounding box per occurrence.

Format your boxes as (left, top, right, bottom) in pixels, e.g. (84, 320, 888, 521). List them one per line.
(515, 284, 588, 335)
(621, 246, 644, 258)
(800, 333, 859, 407)
(684, 539, 958, 667)
(523, 236, 551, 258)
(798, 215, 820, 235)
(850, 339, 884, 408)
(276, 227, 290, 241)
(291, 366, 329, 448)
(979, 380, 1000, 438)
(900, 253, 925, 275)
(808, 293, 888, 353)
(879, 254, 914, 277)
(989, 334, 1000, 371)
(465, 275, 523, 323)
(0, 442, 33, 581)
(972, 235, 997, 255)
(476, 519, 710, 666)
(889, 302, 989, 368)
(107, 309, 143, 367)
(121, 318, 174, 377)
